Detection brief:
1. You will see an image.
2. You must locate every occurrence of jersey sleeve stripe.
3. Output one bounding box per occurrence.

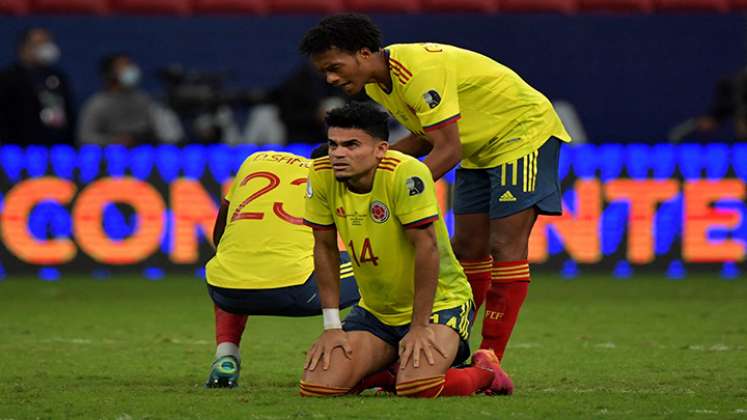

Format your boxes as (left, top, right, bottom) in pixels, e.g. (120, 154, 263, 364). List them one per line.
(403, 215, 439, 229)
(303, 219, 335, 230)
(423, 114, 461, 132)
(389, 57, 413, 77)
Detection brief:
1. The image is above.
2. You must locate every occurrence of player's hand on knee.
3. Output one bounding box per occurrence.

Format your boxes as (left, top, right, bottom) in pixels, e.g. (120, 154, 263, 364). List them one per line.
(399, 325, 446, 369)
(304, 329, 352, 372)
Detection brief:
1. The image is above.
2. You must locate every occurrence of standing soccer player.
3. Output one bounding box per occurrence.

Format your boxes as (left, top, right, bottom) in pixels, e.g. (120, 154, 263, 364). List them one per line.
(204, 149, 360, 388)
(300, 102, 507, 398)
(300, 14, 571, 391)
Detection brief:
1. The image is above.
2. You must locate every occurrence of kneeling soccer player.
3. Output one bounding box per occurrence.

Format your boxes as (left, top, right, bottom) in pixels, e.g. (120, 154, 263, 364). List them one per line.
(300, 102, 510, 398)
(204, 148, 360, 388)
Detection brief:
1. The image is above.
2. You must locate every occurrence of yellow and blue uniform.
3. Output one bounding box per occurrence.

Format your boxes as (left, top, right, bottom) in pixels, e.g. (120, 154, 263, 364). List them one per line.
(365, 43, 570, 218)
(206, 151, 358, 316)
(304, 150, 472, 327)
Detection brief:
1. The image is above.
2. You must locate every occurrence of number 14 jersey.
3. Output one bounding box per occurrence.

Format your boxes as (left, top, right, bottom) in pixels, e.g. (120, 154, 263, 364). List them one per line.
(206, 151, 314, 289)
(304, 150, 471, 326)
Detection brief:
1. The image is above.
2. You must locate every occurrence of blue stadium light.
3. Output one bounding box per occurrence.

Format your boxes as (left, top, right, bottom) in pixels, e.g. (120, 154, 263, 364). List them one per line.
(285, 143, 314, 159)
(50, 145, 76, 180)
(183, 145, 207, 179)
(78, 145, 102, 183)
(29, 201, 71, 240)
(599, 144, 623, 181)
(573, 144, 597, 178)
(705, 144, 729, 179)
(130, 146, 155, 180)
(0, 263, 6, 281)
(103, 203, 135, 240)
(626, 144, 650, 179)
(720, 262, 740, 281)
(155, 145, 181, 182)
(38, 267, 60, 282)
(651, 144, 675, 179)
(160, 210, 174, 255)
(105, 145, 129, 177)
(0, 145, 24, 182)
(613, 260, 633, 279)
(557, 144, 571, 182)
(666, 260, 686, 280)
(195, 267, 206, 279)
(561, 259, 578, 279)
(734, 144, 747, 181)
(143, 266, 165, 281)
(208, 144, 233, 183)
(601, 202, 628, 256)
(678, 144, 703, 179)
(26, 146, 49, 178)
(232, 145, 260, 173)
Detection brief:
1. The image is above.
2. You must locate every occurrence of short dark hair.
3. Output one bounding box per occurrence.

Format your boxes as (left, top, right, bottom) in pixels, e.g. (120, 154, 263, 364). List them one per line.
(16, 27, 50, 52)
(99, 53, 129, 78)
(299, 13, 382, 56)
(325, 102, 389, 141)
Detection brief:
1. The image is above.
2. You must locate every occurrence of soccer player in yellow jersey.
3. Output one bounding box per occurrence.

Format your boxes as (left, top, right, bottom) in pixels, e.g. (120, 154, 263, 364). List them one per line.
(300, 14, 572, 392)
(300, 101, 510, 398)
(204, 149, 359, 388)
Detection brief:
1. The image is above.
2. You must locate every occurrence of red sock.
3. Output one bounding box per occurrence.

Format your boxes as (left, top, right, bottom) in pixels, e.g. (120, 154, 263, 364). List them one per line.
(441, 367, 494, 396)
(214, 305, 247, 345)
(480, 260, 530, 360)
(459, 257, 493, 310)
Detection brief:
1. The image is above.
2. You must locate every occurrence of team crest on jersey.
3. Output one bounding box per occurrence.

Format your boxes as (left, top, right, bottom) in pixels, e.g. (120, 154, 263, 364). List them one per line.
(423, 90, 441, 109)
(405, 176, 425, 196)
(305, 178, 313, 198)
(370, 200, 390, 223)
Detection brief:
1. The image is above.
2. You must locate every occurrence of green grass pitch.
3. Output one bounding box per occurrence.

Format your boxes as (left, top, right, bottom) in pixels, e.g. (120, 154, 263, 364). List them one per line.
(0, 273, 745, 419)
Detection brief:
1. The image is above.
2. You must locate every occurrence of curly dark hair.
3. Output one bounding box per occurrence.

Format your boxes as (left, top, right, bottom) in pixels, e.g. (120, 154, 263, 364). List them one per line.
(325, 102, 389, 141)
(299, 13, 382, 56)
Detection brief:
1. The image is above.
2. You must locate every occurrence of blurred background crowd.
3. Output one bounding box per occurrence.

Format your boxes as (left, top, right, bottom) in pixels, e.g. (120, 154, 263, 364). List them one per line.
(1, 1, 746, 147)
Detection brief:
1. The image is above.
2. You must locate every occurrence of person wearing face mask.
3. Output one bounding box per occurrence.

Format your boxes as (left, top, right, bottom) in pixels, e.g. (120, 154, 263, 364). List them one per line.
(78, 53, 183, 146)
(0, 27, 76, 145)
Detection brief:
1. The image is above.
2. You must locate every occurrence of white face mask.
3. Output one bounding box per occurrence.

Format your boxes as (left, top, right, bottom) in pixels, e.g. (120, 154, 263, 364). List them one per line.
(35, 42, 60, 66)
(118, 65, 141, 88)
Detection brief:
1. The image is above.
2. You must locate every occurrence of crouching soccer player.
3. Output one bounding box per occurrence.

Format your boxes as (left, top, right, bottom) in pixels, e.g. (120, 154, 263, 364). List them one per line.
(204, 148, 360, 388)
(299, 102, 510, 398)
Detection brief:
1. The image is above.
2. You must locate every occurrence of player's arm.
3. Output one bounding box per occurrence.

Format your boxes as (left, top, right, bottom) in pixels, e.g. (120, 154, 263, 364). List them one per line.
(421, 121, 462, 181)
(390, 132, 433, 158)
(304, 227, 353, 371)
(212, 199, 229, 248)
(398, 223, 446, 368)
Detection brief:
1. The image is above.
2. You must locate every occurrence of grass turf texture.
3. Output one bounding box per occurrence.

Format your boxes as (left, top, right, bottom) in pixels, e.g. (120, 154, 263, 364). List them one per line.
(0, 273, 745, 419)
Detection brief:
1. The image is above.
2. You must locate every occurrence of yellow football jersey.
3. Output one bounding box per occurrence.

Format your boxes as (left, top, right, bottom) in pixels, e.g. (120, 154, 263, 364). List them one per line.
(365, 43, 571, 169)
(206, 151, 314, 289)
(304, 150, 472, 326)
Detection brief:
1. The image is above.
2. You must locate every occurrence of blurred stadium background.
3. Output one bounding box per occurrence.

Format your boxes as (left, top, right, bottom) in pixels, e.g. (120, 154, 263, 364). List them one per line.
(0, 1, 746, 418)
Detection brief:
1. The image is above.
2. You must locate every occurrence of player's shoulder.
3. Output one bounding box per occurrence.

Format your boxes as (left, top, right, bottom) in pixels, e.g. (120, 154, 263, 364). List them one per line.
(387, 43, 456, 66)
(380, 150, 429, 177)
(310, 155, 332, 173)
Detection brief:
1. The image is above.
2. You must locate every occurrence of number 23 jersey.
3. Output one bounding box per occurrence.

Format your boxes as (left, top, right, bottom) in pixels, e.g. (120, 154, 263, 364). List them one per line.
(206, 151, 314, 290)
(304, 150, 471, 326)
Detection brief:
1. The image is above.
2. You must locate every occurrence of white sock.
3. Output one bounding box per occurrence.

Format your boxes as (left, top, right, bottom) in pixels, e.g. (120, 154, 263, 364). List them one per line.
(215, 342, 240, 363)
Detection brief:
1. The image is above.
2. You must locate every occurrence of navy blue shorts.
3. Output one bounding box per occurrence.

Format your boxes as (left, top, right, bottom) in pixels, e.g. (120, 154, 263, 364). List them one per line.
(454, 137, 563, 219)
(207, 252, 359, 317)
(342, 301, 475, 366)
